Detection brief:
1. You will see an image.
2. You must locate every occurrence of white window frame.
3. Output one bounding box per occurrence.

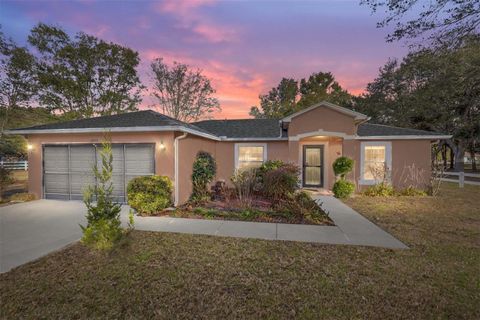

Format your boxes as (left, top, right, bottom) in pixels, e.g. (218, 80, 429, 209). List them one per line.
(359, 141, 392, 185)
(234, 143, 267, 170)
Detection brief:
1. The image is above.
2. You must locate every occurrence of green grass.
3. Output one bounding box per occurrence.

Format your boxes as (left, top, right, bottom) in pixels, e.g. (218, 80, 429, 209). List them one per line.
(1, 183, 479, 319)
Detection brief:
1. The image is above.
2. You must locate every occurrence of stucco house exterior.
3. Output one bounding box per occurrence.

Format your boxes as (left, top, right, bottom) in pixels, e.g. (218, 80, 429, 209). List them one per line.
(8, 102, 451, 205)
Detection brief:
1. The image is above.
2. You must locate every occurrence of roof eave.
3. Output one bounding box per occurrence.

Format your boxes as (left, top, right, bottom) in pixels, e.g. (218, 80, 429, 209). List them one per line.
(5, 126, 221, 141)
(356, 135, 452, 140)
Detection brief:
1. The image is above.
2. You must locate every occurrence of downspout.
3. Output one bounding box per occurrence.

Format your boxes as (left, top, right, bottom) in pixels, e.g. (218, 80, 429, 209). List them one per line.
(174, 132, 188, 206)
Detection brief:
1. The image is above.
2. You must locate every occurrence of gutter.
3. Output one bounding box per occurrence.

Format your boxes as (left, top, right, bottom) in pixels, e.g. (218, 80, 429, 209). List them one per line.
(5, 126, 221, 141)
(174, 132, 188, 206)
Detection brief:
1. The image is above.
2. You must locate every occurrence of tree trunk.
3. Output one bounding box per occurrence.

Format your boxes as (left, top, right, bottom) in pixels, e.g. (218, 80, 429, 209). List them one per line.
(470, 144, 477, 172)
(442, 145, 447, 168)
(445, 139, 465, 172)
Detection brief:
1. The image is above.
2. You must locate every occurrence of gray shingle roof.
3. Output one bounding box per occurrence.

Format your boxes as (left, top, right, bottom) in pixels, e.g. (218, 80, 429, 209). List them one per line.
(357, 123, 444, 137)
(9, 109, 446, 139)
(193, 119, 285, 138)
(10, 110, 212, 135)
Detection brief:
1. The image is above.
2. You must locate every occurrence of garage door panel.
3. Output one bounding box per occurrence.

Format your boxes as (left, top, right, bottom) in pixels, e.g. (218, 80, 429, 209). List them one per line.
(44, 146, 68, 172)
(70, 174, 96, 198)
(70, 145, 96, 172)
(125, 145, 154, 174)
(44, 173, 69, 198)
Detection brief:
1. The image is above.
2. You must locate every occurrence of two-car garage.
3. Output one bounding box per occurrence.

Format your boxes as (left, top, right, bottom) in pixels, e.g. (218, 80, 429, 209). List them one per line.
(43, 144, 155, 202)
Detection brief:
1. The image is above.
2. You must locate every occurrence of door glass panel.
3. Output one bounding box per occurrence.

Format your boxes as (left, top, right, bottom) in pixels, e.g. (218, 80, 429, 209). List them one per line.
(305, 148, 321, 166)
(305, 167, 321, 185)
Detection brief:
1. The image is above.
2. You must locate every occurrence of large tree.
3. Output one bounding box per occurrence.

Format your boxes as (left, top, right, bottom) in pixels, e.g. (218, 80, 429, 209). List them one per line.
(355, 38, 480, 171)
(150, 58, 220, 122)
(249, 78, 298, 119)
(362, 0, 480, 48)
(250, 72, 352, 119)
(0, 29, 37, 134)
(28, 23, 142, 119)
(298, 72, 352, 108)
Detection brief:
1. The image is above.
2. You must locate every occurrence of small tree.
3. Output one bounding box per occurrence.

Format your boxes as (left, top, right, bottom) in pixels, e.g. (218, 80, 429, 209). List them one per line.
(190, 151, 216, 203)
(332, 156, 354, 180)
(81, 136, 123, 250)
(0, 167, 14, 202)
(150, 58, 221, 122)
(332, 156, 355, 198)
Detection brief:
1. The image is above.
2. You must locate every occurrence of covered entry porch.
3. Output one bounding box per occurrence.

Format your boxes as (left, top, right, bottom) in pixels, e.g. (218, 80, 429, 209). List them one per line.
(288, 135, 344, 190)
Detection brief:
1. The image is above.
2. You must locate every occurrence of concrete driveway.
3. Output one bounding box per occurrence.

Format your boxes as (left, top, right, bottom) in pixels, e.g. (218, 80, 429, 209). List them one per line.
(0, 200, 89, 273)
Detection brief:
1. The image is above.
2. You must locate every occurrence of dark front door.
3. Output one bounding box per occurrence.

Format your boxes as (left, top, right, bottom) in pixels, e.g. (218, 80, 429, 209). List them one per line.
(302, 145, 324, 188)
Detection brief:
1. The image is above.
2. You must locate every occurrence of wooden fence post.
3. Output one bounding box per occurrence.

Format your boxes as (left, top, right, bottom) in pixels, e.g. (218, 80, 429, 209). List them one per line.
(459, 172, 464, 188)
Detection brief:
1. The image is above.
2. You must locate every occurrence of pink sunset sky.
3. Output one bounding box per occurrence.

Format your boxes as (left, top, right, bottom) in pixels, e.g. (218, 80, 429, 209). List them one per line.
(1, 0, 408, 119)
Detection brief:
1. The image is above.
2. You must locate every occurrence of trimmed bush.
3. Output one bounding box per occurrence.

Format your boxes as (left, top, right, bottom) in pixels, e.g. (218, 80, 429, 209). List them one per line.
(333, 156, 354, 178)
(331, 156, 355, 198)
(332, 180, 355, 198)
(190, 151, 216, 203)
(363, 183, 395, 197)
(127, 175, 173, 215)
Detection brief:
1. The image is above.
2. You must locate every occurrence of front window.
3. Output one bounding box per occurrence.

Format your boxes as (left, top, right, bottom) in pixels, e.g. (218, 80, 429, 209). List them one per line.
(235, 144, 266, 170)
(361, 142, 391, 184)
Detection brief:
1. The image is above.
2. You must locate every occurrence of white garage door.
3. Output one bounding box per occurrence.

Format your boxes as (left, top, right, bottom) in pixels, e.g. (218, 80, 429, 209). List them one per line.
(43, 144, 155, 202)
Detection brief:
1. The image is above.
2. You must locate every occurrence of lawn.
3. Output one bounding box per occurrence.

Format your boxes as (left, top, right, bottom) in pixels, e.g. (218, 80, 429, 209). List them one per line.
(1, 183, 479, 319)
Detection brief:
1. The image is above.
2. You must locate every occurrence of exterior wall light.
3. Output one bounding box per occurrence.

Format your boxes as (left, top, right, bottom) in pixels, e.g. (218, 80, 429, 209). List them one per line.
(27, 144, 33, 151)
(159, 141, 166, 150)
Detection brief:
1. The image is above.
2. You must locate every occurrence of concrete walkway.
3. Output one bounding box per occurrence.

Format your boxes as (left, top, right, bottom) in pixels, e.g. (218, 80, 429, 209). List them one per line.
(132, 196, 407, 249)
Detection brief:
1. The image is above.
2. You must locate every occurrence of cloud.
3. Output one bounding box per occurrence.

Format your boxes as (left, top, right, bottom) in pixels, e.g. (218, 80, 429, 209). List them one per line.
(154, 0, 238, 43)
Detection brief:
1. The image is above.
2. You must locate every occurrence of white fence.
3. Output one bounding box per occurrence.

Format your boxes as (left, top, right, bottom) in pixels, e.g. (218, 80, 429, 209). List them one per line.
(439, 172, 480, 187)
(0, 160, 28, 171)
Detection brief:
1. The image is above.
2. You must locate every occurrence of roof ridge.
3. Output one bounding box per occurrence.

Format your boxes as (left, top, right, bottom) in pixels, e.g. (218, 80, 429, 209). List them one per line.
(194, 118, 279, 123)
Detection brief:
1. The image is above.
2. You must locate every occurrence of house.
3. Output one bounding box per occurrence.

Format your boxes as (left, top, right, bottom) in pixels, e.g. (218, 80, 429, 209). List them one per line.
(8, 102, 451, 205)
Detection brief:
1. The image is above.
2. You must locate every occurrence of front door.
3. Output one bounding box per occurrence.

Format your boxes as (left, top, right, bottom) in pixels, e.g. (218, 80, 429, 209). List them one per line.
(302, 145, 324, 188)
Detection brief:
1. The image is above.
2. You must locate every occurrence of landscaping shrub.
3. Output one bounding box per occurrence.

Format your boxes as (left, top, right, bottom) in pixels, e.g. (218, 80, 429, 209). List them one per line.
(81, 137, 123, 250)
(332, 156, 355, 198)
(190, 151, 216, 203)
(261, 163, 300, 201)
(9, 192, 36, 202)
(127, 175, 173, 215)
(0, 167, 14, 202)
(258, 160, 284, 175)
(332, 180, 355, 199)
(81, 218, 122, 250)
(231, 168, 259, 209)
(363, 183, 395, 197)
(333, 156, 354, 179)
(277, 191, 330, 224)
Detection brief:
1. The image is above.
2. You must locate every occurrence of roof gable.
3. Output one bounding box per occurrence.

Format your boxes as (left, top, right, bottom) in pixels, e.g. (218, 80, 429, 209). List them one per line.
(281, 101, 368, 122)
